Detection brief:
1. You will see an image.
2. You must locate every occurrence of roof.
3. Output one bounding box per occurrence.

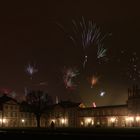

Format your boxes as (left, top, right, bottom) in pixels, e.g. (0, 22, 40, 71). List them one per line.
(79, 104, 127, 110)
(58, 101, 81, 108)
(0, 94, 17, 104)
(51, 101, 81, 109)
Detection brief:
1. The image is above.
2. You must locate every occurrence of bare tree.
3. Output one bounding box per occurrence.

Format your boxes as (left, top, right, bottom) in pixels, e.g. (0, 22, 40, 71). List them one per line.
(25, 90, 53, 128)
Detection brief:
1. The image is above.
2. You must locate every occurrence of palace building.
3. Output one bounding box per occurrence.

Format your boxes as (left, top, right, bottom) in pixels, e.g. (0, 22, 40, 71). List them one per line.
(0, 85, 140, 128)
(48, 85, 140, 128)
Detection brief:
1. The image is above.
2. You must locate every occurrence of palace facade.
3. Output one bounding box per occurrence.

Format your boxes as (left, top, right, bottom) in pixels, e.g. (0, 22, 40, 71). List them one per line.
(0, 85, 140, 128)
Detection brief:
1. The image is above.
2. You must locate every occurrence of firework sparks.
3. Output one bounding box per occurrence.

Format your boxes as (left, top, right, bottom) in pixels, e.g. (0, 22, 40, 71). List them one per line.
(72, 17, 101, 49)
(90, 75, 99, 88)
(97, 44, 107, 59)
(56, 17, 111, 70)
(92, 102, 96, 108)
(71, 17, 110, 69)
(99, 91, 105, 97)
(63, 67, 79, 90)
(25, 63, 38, 79)
(83, 55, 88, 69)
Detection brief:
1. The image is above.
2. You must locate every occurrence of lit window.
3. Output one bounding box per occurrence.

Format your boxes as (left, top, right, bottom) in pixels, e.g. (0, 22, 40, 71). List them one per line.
(136, 116, 140, 121)
(80, 121, 84, 125)
(61, 119, 65, 124)
(110, 117, 116, 122)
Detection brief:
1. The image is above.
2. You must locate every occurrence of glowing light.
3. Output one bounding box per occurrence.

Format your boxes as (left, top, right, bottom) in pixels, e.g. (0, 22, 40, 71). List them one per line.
(0, 119, 7, 123)
(80, 121, 84, 125)
(79, 103, 86, 108)
(110, 117, 116, 123)
(21, 119, 25, 123)
(129, 117, 134, 122)
(61, 118, 67, 124)
(86, 118, 91, 123)
(125, 116, 134, 122)
(136, 116, 140, 122)
(125, 117, 129, 121)
(85, 118, 93, 124)
(100, 91, 105, 97)
(91, 120, 94, 125)
(51, 119, 56, 123)
(92, 102, 96, 108)
(90, 75, 98, 88)
(3, 119, 6, 123)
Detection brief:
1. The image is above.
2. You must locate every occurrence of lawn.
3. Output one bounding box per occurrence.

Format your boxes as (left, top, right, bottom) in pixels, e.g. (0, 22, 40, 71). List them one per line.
(0, 127, 140, 138)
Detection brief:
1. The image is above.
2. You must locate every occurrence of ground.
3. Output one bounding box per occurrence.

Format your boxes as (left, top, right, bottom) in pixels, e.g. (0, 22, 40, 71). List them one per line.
(0, 127, 140, 139)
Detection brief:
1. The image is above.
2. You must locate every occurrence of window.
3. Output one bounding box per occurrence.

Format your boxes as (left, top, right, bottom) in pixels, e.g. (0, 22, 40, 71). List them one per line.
(13, 112, 15, 117)
(114, 110, 117, 115)
(21, 113, 23, 117)
(8, 112, 10, 117)
(27, 113, 29, 118)
(29, 113, 31, 118)
(12, 112, 17, 117)
(96, 111, 99, 116)
(102, 110, 105, 116)
(4, 112, 8, 117)
(5, 105, 8, 109)
(11, 112, 13, 117)
(108, 110, 111, 115)
(14, 106, 16, 110)
(10, 106, 13, 110)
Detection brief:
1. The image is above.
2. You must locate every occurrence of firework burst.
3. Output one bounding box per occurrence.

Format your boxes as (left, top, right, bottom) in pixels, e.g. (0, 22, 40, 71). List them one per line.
(99, 90, 106, 97)
(63, 66, 79, 90)
(89, 74, 99, 88)
(25, 63, 38, 79)
(71, 17, 111, 69)
(56, 17, 111, 70)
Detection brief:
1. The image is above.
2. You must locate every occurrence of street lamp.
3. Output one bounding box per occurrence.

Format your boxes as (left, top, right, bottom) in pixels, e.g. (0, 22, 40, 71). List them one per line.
(21, 119, 25, 123)
(21, 119, 25, 127)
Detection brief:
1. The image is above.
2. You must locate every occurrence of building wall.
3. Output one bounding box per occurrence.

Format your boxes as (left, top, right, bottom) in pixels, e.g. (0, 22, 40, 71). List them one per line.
(1, 102, 140, 128)
(77, 106, 129, 128)
(0, 100, 43, 127)
(1, 86, 140, 128)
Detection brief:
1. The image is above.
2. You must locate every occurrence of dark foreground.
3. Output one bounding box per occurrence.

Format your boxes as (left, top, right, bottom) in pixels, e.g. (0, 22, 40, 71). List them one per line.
(0, 128, 140, 139)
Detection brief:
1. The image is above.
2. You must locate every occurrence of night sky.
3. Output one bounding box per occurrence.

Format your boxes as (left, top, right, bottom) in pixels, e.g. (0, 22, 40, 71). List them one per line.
(0, 1, 140, 106)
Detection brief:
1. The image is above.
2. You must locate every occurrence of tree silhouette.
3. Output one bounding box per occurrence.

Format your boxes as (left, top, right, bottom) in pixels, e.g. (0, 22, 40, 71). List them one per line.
(25, 90, 53, 128)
